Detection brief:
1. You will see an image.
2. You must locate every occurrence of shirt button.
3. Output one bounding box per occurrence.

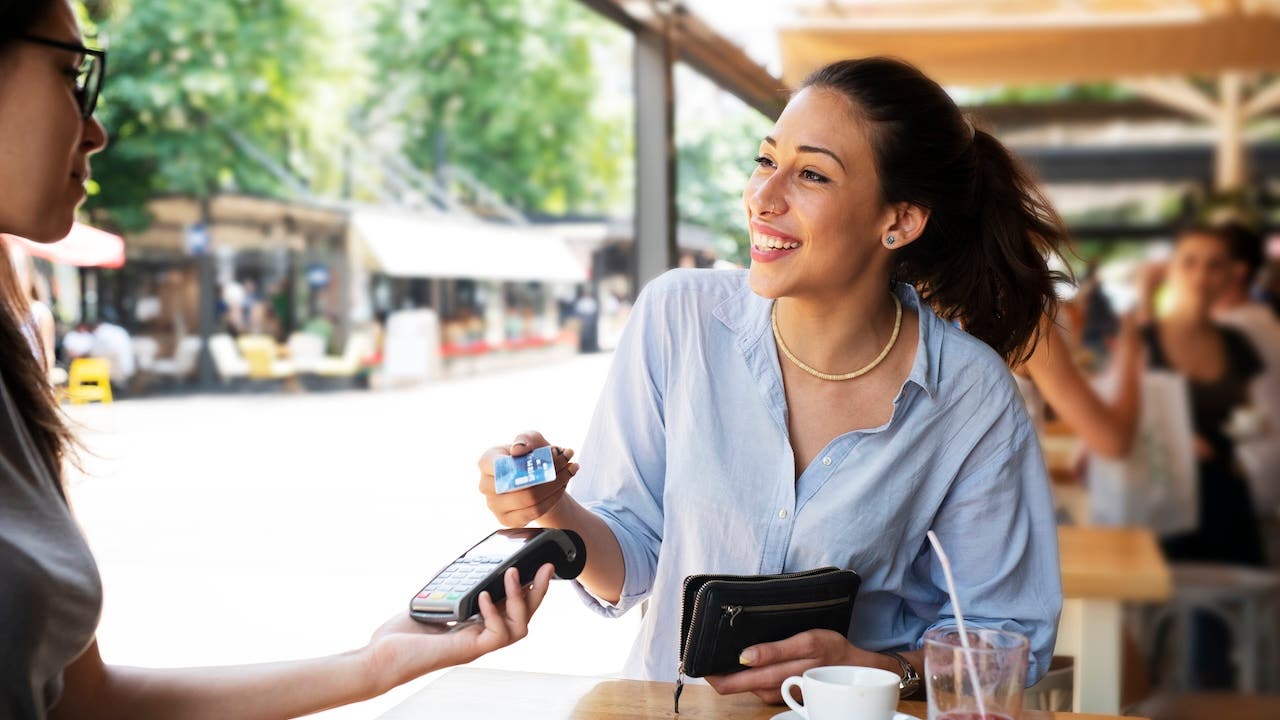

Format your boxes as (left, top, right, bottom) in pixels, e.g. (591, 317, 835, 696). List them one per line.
(778, 509, 789, 519)
(822, 456, 833, 466)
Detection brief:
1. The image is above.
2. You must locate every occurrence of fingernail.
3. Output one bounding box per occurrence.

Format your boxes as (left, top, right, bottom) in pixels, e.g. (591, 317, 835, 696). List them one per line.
(739, 649, 756, 665)
(513, 440, 528, 448)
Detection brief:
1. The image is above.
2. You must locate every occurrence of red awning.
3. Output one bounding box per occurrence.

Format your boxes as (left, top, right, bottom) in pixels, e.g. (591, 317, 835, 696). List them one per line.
(3, 223, 125, 268)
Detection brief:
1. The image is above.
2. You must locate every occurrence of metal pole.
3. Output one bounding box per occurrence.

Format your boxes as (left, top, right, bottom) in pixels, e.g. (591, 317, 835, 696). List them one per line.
(633, 13, 678, 294)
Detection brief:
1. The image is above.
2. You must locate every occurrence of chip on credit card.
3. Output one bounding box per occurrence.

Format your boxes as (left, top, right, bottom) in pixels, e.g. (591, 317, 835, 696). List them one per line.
(494, 445, 558, 494)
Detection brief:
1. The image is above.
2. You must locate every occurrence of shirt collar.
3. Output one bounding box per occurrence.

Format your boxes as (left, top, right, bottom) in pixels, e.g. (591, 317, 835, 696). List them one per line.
(713, 277, 942, 399)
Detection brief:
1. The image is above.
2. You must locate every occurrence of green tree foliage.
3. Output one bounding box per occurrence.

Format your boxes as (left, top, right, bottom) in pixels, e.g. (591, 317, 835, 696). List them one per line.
(676, 73, 773, 265)
(84, 0, 334, 230)
(364, 0, 626, 215)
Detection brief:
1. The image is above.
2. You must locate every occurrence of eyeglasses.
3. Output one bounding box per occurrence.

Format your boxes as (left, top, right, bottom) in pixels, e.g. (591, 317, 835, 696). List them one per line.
(20, 35, 107, 120)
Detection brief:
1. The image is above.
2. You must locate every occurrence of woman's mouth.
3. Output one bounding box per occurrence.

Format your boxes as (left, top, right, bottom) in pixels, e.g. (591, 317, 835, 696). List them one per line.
(750, 225, 802, 262)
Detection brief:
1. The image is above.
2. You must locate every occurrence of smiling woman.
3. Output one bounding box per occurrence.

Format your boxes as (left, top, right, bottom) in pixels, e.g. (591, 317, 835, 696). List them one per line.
(476, 56, 1067, 705)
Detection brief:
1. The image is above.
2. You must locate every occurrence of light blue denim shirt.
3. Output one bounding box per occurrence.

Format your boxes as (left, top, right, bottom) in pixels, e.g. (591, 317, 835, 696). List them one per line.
(570, 269, 1061, 684)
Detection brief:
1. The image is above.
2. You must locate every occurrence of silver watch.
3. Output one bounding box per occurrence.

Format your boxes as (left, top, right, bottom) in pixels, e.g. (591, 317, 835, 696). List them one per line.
(882, 650, 920, 697)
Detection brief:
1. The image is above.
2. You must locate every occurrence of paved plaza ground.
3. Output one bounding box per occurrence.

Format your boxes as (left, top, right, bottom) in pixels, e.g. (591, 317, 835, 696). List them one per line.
(65, 353, 640, 719)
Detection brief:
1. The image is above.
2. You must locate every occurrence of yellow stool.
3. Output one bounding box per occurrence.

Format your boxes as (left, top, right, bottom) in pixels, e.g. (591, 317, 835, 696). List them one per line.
(66, 357, 113, 404)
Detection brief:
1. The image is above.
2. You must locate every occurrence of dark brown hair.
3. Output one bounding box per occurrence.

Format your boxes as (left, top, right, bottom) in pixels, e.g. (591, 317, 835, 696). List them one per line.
(1, 0, 75, 495)
(802, 58, 1070, 364)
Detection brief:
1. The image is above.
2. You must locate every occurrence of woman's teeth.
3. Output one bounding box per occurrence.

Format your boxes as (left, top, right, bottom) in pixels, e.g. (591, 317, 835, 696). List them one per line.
(755, 235, 800, 250)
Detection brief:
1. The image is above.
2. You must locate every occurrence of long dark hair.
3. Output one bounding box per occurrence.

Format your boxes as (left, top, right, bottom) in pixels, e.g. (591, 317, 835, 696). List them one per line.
(802, 58, 1070, 364)
(1, 0, 75, 495)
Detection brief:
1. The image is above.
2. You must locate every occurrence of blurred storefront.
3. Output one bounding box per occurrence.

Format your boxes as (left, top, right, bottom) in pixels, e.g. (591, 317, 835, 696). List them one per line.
(348, 209, 588, 364)
(103, 194, 349, 356)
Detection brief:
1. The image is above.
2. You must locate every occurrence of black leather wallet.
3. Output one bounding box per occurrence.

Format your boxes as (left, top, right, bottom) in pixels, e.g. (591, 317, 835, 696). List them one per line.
(673, 567, 860, 712)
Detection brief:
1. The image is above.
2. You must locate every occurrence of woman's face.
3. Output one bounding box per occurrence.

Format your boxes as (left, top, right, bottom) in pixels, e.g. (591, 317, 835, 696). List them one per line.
(0, 1, 107, 242)
(742, 86, 893, 301)
(1169, 232, 1233, 313)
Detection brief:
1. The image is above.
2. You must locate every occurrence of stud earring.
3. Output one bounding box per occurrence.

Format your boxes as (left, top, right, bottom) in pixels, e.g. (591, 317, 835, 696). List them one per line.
(885, 235, 896, 246)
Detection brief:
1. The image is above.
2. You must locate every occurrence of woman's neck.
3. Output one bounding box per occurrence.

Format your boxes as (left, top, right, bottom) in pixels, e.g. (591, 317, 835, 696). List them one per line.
(774, 281, 901, 375)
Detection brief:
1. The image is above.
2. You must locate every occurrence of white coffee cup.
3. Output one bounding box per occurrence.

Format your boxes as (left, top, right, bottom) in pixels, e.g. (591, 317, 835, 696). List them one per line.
(781, 665, 900, 720)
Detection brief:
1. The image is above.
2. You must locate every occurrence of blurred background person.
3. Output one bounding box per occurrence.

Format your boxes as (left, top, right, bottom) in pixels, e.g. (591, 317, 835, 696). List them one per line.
(89, 307, 134, 389)
(1149, 226, 1267, 568)
(1212, 221, 1280, 519)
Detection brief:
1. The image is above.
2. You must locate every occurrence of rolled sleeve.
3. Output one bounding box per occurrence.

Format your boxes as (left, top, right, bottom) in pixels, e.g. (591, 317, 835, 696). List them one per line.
(917, 418, 1063, 685)
(572, 508, 658, 616)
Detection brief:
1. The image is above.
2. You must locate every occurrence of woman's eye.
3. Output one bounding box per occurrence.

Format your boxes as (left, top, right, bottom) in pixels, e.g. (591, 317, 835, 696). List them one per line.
(801, 169, 829, 183)
(754, 156, 775, 169)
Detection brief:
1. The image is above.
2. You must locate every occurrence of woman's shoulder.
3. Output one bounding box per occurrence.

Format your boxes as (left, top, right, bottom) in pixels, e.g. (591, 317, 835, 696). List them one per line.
(641, 267, 747, 299)
(1218, 323, 1264, 378)
(934, 317, 1020, 393)
(633, 268, 750, 319)
(927, 317, 1035, 429)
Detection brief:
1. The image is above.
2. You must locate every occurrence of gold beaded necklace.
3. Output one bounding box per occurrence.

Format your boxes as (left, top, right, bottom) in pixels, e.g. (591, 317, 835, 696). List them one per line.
(771, 294, 903, 381)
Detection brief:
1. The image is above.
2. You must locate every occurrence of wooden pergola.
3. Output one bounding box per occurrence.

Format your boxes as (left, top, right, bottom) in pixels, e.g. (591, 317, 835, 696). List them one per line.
(780, 0, 1280, 191)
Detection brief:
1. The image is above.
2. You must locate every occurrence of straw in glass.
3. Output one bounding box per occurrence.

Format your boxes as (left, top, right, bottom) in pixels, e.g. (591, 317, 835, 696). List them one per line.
(927, 530, 989, 720)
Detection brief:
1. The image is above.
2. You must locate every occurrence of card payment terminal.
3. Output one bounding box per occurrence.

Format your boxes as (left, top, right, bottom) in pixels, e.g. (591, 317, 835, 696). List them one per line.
(410, 528, 586, 624)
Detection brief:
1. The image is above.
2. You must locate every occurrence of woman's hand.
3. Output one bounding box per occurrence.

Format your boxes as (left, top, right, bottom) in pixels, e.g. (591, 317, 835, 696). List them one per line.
(478, 431, 578, 527)
(364, 564, 554, 694)
(704, 630, 894, 704)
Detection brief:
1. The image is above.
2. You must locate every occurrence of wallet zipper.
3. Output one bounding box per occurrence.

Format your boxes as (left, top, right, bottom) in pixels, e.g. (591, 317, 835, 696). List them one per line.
(674, 568, 843, 714)
(722, 596, 847, 628)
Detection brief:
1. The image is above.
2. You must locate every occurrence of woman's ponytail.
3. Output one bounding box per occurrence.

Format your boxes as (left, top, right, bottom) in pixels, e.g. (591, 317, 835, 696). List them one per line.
(932, 129, 1068, 364)
(803, 59, 1071, 364)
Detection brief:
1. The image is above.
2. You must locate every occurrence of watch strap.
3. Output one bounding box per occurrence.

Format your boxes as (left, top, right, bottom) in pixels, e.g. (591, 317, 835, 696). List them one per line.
(882, 650, 920, 698)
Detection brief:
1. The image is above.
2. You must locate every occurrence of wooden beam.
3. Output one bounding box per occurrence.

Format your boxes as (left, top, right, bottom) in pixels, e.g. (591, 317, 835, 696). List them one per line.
(579, 0, 787, 118)
(780, 14, 1280, 87)
(1246, 76, 1280, 119)
(1217, 71, 1248, 190)
(963, 98, 1219, 130)
(1118, 78, 1221, 124)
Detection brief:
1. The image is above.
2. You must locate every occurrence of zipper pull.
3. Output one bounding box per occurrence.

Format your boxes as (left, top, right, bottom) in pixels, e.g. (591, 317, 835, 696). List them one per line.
(724, 605, 742, 628)
(674, 662, 685, 714)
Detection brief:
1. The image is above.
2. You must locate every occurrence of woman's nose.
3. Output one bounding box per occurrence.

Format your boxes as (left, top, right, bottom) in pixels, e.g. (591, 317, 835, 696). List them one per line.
(748, 174, 787, 217)
(83, 116, 109, 155)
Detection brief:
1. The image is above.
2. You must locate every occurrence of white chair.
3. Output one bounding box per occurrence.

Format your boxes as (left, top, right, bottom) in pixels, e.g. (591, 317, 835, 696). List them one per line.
(132, 336, 159, 373)
(1137, 563, 1280, 693)
(151, 336, 202, 382)
(286, 332, 326, 374)
(208, 334, 250, 383)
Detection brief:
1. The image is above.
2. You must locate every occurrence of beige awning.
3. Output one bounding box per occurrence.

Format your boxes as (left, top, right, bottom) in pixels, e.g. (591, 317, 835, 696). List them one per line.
(350, 210, 587, 283)
(780, 1, 1280, 87)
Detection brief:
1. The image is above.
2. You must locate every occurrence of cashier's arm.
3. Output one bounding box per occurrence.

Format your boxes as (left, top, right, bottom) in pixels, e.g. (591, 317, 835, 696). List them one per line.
(49, 565, 552, 720)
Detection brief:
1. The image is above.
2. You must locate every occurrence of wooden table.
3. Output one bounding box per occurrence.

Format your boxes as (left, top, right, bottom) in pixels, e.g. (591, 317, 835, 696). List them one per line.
(377, 668, 1141, 719)
(1056, 526, 1172, 715)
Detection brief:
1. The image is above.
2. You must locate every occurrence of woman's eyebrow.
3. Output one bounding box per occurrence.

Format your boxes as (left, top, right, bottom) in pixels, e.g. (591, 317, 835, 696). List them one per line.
(762, 136, 846, 172)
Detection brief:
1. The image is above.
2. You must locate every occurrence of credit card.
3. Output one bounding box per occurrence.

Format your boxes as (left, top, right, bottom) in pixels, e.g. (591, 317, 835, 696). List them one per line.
(494, 445, 557, 494)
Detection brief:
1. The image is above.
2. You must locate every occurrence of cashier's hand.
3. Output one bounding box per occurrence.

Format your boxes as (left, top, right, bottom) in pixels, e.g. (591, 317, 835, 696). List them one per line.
(705, 630, 881, 704)
(364, 564, 554, 694)
(479, 430, 579, 526)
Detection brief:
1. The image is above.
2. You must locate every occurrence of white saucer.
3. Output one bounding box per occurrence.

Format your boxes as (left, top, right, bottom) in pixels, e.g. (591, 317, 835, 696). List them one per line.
(768, 707, 921, 712)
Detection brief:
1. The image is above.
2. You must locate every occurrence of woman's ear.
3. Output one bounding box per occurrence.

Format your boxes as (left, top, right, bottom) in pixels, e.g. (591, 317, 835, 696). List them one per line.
(882, 203, 931, 250)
